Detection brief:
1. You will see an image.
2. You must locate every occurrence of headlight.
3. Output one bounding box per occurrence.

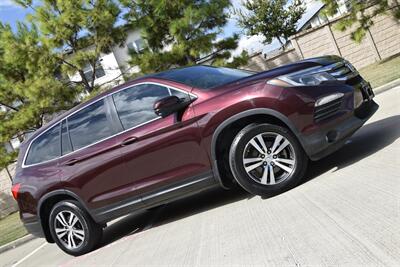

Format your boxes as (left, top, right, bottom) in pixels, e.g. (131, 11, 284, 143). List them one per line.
(267, 67, 336, 87)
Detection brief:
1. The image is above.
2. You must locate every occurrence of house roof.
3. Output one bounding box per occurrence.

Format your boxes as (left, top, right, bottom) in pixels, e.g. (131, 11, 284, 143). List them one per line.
(296, 1, 325, 31)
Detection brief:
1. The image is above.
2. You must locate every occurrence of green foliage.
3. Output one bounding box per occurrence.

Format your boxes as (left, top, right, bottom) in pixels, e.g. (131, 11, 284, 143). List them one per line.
(121, 0, 248, 74)
(321, 0, 400, 43)
(0, 0, 126, 168)
(0, 22, 78, 168)
(237, 0, 305, 47)
(16, 0, 126, 92)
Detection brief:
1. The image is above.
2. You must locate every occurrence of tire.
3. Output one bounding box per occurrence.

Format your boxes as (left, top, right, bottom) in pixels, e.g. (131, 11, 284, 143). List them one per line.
(229, 123, 308, 196)
(49, 200, 102, 256)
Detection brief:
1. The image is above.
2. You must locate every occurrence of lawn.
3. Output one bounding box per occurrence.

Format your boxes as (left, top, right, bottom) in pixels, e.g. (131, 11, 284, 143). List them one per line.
(0, 212, 27, 247)
(359, 54, 400, 88)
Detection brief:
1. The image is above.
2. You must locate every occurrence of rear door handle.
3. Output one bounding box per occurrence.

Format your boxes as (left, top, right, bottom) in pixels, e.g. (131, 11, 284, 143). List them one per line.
(64, 158, 80, 166)
(120, 136, 138, 146)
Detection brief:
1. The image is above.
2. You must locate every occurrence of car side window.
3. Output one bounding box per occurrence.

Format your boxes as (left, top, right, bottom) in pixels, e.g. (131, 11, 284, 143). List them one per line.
(67, 99, 118, 150)
(25, 123, 61, 165)
(112, 84, 171, 130)
(170, 88, 190, 100)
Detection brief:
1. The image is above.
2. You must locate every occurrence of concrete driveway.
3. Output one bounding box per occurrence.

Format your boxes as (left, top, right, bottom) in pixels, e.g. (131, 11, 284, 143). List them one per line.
(1, 87, 399, 267)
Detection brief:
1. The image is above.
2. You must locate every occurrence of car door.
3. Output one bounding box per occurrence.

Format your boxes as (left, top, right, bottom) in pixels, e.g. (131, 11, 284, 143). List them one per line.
(111, 82, 213, 207)
(57, 99, 144, 214)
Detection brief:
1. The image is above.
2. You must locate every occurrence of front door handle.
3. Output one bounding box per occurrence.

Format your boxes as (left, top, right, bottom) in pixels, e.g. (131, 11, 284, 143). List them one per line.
(64, 158, 80, 166)
(120, 136, 138, 146)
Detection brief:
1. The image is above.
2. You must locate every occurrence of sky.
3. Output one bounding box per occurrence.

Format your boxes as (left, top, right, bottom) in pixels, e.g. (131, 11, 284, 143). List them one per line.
(0, 0, 31, 28)
(0, 0, 319, 56)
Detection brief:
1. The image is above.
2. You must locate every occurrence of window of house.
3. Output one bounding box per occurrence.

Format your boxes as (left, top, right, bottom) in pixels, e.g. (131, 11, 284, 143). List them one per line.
(25, 124, 61, 165)
(83, 60, 106, 83)
(127, 39, 145, 53)
(67, 100, 118, 150)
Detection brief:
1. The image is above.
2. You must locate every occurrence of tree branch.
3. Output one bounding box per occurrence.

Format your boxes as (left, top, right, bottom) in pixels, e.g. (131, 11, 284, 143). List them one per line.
(0, 102, 19, 112)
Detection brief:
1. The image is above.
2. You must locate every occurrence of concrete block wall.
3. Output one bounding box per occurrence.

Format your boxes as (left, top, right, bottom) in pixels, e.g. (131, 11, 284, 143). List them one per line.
(246, 48, 301, 72)
(246, 7, 400, 72)
(0, 164, 18, 219)
(291, 7, 400, 69)
(369, 13, 400, 60)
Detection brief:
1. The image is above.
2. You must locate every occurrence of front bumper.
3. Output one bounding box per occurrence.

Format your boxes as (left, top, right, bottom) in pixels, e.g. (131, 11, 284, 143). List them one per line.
(301, 99, 379, 161)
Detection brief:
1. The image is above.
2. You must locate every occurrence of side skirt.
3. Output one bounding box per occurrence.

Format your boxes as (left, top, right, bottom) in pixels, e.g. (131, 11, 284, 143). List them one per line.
(92, 171, 217, 223)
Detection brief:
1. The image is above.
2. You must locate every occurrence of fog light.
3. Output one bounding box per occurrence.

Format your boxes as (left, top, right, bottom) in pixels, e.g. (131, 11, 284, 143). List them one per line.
(315, 93, 344, 107)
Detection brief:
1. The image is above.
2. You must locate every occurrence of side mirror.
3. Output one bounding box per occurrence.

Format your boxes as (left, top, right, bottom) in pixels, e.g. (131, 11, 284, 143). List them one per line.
(153, 96, 192, 118)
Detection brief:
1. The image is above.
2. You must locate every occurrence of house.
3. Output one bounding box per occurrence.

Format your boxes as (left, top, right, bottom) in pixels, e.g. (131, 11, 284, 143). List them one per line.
(300, 0, 352, 30)
(67, 29, 145, 89)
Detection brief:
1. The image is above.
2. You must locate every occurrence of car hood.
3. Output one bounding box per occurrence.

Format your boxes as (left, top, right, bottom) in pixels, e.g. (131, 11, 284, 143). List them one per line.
(215, 55, 344, 90)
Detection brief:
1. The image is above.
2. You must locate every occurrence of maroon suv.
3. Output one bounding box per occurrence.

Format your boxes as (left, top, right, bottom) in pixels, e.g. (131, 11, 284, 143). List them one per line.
(12, 55, 378, 255)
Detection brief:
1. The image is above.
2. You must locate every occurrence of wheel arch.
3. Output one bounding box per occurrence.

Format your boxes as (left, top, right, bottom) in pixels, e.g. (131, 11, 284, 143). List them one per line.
(210, 108, 304, 188)
(37, 190, 93, 243)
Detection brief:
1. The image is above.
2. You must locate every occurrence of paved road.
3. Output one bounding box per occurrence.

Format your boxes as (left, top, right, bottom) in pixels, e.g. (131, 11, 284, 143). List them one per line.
(1, 87, 399, 267)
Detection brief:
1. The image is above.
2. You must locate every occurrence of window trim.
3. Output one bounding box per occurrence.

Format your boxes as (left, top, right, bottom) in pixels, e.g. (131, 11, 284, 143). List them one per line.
(22, 82, 196, 168)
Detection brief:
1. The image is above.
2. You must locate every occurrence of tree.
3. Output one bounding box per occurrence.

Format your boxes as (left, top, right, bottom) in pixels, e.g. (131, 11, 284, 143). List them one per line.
(0, 22, 79, 168)
(321, 0, 400, 42)
(120, 0, 249, 74)
(237, 0, 305, 47)
(15, 0, 127, 93)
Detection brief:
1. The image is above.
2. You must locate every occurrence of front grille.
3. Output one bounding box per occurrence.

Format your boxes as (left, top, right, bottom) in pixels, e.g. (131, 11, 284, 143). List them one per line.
(325, 61, 359, 81)
(314, 96, 343, 122)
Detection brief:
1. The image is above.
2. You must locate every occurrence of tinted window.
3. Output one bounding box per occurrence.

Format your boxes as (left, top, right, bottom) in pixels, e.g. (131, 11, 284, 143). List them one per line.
(153, 66, 254, 89)
(112, 84, 170, 129)
(61, 120, 72, 155)
(25, 124, 60, 165)
(68, 100, 118, 150)
(171, 89, 189, 100)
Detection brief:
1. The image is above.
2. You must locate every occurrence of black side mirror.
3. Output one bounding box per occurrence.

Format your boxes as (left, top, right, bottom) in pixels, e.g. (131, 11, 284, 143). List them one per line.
(153, 96, 192, 118)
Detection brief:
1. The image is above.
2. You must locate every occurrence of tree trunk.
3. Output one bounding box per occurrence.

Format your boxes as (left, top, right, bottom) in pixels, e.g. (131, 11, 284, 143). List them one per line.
(78, 70, 92, 93)
(277, 37, 285, 51)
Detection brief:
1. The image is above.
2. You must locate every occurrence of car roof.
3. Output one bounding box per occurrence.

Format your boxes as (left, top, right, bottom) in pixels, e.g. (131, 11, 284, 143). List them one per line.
(23, 65, 246, 144)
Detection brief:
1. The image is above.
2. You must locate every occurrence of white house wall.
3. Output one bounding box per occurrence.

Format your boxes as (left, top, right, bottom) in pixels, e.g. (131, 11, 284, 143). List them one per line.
(69, 51, 124, 87)
(112, 29, 142, 74)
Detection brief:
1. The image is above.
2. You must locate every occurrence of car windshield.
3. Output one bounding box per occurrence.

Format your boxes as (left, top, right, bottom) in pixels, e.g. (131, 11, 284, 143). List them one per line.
(153, 66, 255, 89)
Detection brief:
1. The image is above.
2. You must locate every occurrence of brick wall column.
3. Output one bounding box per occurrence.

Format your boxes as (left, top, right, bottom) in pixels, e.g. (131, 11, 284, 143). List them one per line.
(291, 38, 304, 59)
(325, 24, 342, 56)
(366, 28, 382, 61)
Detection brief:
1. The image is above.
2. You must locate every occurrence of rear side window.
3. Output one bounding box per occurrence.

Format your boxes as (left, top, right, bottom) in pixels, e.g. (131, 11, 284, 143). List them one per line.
(67, 100, 118, 150)
(25, 124, 61, 165)
(112, 84, 170, 129)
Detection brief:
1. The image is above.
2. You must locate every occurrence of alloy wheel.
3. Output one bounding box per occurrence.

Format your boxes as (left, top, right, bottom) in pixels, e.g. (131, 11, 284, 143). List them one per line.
(54, 211, 85, 250)
(242, 132, 296, 185)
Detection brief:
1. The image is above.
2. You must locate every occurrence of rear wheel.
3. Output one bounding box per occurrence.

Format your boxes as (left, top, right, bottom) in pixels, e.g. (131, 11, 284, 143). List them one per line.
(49, 200, 102, 256)
(229, 123, 308, 196)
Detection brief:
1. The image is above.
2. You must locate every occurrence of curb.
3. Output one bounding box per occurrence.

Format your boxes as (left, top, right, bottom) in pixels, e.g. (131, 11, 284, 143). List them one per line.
(374, 78, 400, 95)
(0, 234, 36, 254)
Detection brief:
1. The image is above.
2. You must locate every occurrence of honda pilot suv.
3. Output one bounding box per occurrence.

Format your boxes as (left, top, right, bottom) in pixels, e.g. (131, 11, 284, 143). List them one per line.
(12, 55, 378, 255)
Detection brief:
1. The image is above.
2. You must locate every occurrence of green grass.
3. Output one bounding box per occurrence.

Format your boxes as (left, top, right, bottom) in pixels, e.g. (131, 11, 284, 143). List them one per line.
(0, 212, 27, 247)
(359, 54, 400, 88)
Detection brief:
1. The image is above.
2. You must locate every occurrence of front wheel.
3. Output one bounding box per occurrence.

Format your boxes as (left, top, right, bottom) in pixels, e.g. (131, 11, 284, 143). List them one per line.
(229, 123, 308, 196)
(49, 200, 102, 256)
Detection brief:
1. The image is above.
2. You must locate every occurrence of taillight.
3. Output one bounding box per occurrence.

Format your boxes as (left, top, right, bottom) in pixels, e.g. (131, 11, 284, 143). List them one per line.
(11, 183, 21, 200)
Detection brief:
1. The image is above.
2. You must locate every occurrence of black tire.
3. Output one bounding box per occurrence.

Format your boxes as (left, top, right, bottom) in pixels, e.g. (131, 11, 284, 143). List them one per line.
(49, 200, 102, 256)
(229, 123, 308, 196)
